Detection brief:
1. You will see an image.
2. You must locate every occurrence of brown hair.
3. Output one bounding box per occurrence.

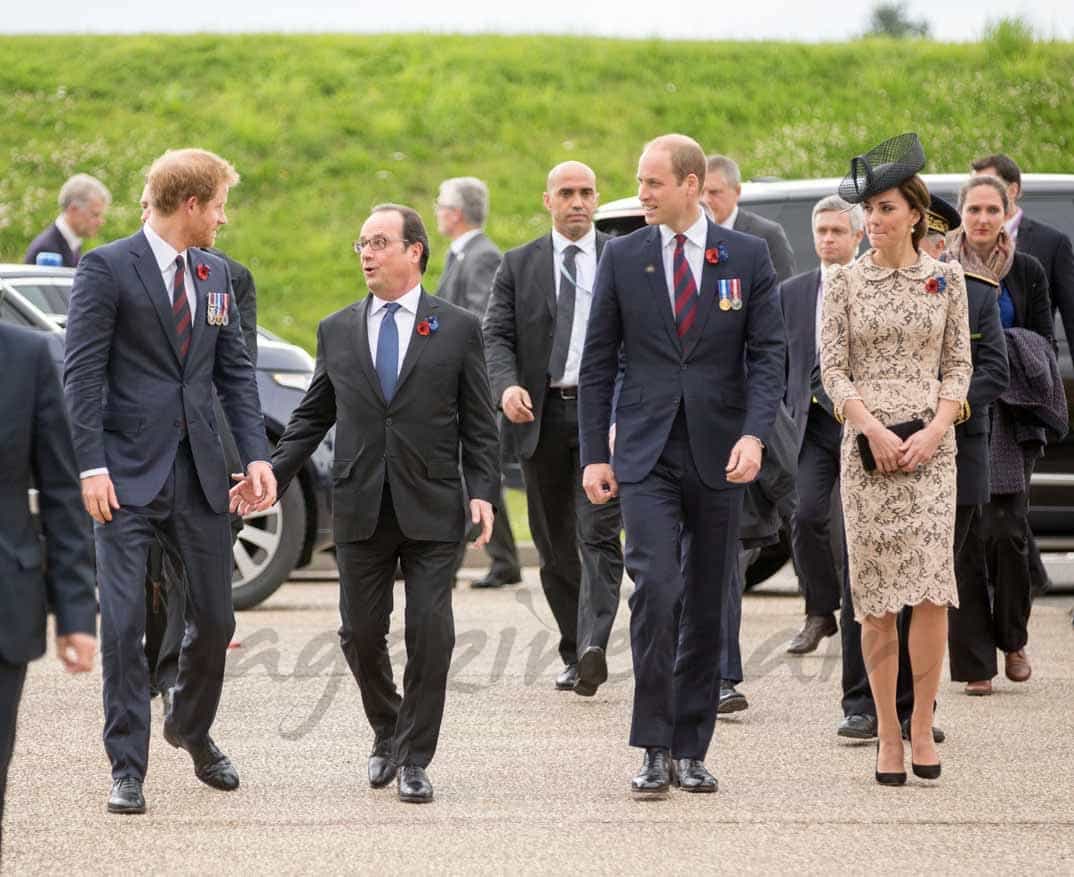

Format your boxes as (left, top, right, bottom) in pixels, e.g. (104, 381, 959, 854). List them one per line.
(146, 148, 239, 215)
(970, 153, 1021, 188)
(958, 175, 1009, 214)
(371, 203, 430, 272)
(645, 134, 706, 186)
(898, 175, 931, 250)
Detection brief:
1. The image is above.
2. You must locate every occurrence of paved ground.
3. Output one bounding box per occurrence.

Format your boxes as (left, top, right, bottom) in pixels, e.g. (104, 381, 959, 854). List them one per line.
(4, 559, 1074, 874)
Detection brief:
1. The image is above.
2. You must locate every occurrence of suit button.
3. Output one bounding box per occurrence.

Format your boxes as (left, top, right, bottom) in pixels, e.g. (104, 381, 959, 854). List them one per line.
(385, 417, 393, 426)
(681, 364, 687, 371)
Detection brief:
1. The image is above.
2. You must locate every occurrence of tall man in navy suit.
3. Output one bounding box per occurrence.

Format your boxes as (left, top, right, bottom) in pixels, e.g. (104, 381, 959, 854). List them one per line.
(579, 134, 785, 797)
(64, 148, 273, 814)
(24, 173, 111, 267)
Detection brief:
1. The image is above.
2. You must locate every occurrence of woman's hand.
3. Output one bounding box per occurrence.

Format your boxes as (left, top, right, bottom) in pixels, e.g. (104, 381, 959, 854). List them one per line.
(898, 424, 944, 472)
(862, 422, 906, 474)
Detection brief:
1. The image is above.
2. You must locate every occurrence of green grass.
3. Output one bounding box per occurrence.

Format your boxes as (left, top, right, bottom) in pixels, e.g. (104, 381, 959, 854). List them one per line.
(2, 34, 1073, 350)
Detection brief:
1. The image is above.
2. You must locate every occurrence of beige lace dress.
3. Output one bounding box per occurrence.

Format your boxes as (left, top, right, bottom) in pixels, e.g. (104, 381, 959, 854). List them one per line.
(820, 250, 972, 620)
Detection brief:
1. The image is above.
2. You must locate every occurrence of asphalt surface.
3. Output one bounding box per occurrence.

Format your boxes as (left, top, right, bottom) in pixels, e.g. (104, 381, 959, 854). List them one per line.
(4, 560, 1074, 874)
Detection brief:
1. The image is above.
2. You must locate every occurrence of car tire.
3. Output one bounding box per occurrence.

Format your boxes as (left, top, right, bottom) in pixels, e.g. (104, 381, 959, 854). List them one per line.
(744, 528, 792, 591)
(231, 480, 306, 610)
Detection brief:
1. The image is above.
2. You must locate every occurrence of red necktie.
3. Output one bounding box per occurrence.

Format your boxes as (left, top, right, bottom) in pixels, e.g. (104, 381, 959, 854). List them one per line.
(172, 255, 192, 360)
(673, 233, 698, 337)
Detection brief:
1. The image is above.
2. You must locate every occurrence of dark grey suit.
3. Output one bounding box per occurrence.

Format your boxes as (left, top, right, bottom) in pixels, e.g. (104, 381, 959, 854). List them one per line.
(734, 208, 797, 282)
(271, 290, 500, 767)
(780, 268, 842, 618)
(436, 232, 519, 581)
(1017, 215, 1074, 365)
(0, 324, 96, 842)
(484, 231, 624, 665)
(24, 221, 79, 267)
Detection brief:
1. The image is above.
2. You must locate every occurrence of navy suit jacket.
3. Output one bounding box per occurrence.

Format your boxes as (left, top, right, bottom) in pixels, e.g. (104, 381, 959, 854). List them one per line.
(778, 267, 823, 449)
(24, 222, 79, 267)
(1017, 215, 1074, 364)
(579, 220, 786, 490)
(63, 230, 269, 515)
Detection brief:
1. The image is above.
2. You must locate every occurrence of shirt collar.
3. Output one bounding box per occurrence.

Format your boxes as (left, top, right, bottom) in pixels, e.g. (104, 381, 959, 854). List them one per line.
(718, 205, 739, 231)
(142, 221, 186, 273)
(369, 284, 422, 316)
(450, 228, 482, 256)
(1005, 207, 1024, 239)
(552, 226, 596, 256)
(54, 214, 82, 252)
(660, 208, 708, 251)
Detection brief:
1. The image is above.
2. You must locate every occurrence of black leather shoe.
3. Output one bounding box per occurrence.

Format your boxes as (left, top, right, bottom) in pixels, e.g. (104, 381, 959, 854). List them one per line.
(398, 765, 433, 803)
(574, 647, 608, 697)
(717, 684, 748, 714)
(838, 714, 878, 739)
(786, 614, 838, 654)
(900, 718, 945, 744)
(673, 759, 718, 793)
(163, 721, 240, 791)
(555, 664, 578, 691)
(631, 747, 671, 798)
(107, 777, 146, 814)
(368, 739, 397, 789)
(904, 724, 942, 779)
(470, 569, 523, 589)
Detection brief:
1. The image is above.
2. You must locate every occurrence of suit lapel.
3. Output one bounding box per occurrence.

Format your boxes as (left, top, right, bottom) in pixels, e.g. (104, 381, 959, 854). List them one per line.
(187, 249, 211, 367)
(535, 234, 557, 319)
(805, 268, 822, 352)
(130, 230, 183, 365)
(352, 298, 387, 407)
(645, 226, 681, 352)
(683, 221, 724, 360)
(393, 290, 437, 402)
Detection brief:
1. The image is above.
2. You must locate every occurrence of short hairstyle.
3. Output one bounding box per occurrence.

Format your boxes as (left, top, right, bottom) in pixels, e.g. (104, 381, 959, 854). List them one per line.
(958, 175, 1010, 214)
(58, 173, 111, 210)
(437, 177, 489, 227)
(371, 203, 430, 273)
(971, 153, 1021, 189)
(812, 194, 863, 234)
(645, 134, 706, 186)
(705, 155, 742, 188)
(146, 148, 239, 216)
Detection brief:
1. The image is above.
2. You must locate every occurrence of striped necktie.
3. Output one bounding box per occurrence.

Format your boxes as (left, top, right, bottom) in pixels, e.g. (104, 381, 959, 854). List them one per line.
(673, 233, 698, 337)
(172, 255, 192, 360)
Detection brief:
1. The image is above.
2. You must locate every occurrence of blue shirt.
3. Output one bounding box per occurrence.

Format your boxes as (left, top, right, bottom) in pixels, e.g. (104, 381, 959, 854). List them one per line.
(998, 283, 1016, 329)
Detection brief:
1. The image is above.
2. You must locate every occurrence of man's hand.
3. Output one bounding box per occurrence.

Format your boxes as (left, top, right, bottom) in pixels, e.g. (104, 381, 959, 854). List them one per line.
(501, 385, 535, 424)
(583, 463, 619, 505)
(469, 499, 495, 547)
(725, 436, 763, 484)
(56, 633, 96, 673)
(81, 473, 120, 523)
(229, 462, 278, 515)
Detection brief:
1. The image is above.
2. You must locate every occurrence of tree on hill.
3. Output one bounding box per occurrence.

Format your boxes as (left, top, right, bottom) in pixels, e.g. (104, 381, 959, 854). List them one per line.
(865, 2, 931, 38)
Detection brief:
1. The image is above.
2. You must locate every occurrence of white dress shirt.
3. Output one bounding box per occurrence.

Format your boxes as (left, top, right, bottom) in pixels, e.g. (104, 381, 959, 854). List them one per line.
(550, 226, 597, 388)
(143, 221, 197, 321)
(718, 204, 739, 231)
(54, 214, 82, 255)
(367, 284, 422, 373)
(450, 228, 482, 257)
(660, 209, 708, 315)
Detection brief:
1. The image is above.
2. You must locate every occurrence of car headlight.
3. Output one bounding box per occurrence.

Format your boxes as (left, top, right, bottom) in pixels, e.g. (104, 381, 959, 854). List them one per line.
(272, 372, 312, 391)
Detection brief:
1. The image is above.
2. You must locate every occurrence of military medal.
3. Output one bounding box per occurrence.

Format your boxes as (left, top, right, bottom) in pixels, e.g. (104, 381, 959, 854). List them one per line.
(206, 292, 230, 327)
(718, 279, 732, 311)
(730, 278, 743, 311)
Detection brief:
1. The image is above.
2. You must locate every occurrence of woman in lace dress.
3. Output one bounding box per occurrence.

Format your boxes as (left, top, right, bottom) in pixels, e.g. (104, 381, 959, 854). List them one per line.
(821, 134, 971, 784)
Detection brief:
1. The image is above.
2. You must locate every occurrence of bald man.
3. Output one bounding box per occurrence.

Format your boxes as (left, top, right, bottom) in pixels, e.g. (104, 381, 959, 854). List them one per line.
(484, 161, 624, 697)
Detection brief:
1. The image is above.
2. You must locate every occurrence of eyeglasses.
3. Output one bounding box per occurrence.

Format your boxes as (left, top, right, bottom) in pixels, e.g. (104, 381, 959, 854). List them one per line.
(353, 236, 408, 254)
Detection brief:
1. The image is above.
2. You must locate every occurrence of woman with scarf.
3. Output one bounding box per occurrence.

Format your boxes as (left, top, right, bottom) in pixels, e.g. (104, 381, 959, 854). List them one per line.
(945, 174, 1054, 696)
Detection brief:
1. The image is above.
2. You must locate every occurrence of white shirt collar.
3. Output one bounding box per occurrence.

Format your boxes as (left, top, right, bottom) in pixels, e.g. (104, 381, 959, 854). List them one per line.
(450, 228, 482, 256)
(660, 208, 708, 251)
(142, 221, 186, 273)
(54, 214, 82, 252)
(552, 225, 596, 256)
(718, 205, 739, 231)
(369, 284, 422, 316)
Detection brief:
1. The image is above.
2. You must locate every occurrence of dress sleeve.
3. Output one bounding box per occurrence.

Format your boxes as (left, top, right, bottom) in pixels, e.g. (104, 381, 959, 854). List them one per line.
(820, 265, 862, 422)
(938, 261, 973, 406)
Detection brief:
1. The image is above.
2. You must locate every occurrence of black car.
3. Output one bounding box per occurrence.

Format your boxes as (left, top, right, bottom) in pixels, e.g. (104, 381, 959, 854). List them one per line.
(594, 173, 1074, 580)
(0, 264, 334, 609)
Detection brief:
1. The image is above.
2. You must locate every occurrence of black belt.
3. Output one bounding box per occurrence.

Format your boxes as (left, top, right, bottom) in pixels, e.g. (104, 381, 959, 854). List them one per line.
(549, 386, 577, 400)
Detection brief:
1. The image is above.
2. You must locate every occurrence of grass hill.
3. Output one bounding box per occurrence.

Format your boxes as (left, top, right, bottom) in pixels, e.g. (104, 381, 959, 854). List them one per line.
(1, 33, 1072, 349)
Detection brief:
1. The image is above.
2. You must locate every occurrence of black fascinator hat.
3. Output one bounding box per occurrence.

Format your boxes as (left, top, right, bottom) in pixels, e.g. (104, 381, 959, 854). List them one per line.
(838, 133, 926, 204)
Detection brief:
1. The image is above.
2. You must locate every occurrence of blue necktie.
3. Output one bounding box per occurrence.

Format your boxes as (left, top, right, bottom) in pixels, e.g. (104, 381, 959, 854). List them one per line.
(375, 302, 401, 401)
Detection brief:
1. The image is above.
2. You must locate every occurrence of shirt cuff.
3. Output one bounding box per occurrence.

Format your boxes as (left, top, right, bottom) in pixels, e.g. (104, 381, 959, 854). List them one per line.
(79, 468, 109, 479)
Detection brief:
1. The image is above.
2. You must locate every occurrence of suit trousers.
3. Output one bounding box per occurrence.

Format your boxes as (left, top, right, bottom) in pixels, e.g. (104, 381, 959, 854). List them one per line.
(620, 409, 742, 759)
(948, 505, 998, 681)
(95, 437, 235, 781)
(521, 395, 623, 665)
(791, 403, 843, 617)
(716, 552, 751, 686)
(0, 662, 27, 847)
(336, 484, 457, 769)
(840, 504, 975, 719)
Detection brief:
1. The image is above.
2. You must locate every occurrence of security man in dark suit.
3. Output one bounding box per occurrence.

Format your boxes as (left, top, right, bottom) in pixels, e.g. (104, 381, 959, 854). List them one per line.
(237, 204, 500, 804)
(24, 174, 111, 267)
(484, 161, 624, 696)
(1, 323, 97, 850)
(780, 195, 863, 656)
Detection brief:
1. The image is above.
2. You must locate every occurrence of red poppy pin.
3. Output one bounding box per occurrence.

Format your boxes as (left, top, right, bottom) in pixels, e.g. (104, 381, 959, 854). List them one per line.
(705, 243, 730, 265)
(417, 316, 439, 336)
(924, 274, 947, 294)
(196, 263, 210, 281)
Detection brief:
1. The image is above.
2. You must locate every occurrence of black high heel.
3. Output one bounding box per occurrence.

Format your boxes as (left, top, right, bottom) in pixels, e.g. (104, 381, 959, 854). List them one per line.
(907, 725, 942, 779)
(875, 741, 907, 786)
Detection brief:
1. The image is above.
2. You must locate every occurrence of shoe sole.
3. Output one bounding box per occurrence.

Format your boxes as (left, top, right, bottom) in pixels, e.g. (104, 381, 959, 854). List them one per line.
(575, 650, 608, 697)
(965, 688, 992, 697)
(399, 793, 434, 803)
(837, 727, 877, 739)
(107, 803, 146, 814)
(717, 698, 748, 715)
(631, 787, 670, 800)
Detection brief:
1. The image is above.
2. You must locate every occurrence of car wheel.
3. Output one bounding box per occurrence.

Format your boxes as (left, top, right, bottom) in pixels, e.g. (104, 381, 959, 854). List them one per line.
(231, 480, 306, 610)
(744, 528, 792, 591)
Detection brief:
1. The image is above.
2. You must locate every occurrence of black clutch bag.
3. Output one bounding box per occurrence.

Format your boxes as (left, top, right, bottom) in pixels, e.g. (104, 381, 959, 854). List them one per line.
(856, 419, 925, 472)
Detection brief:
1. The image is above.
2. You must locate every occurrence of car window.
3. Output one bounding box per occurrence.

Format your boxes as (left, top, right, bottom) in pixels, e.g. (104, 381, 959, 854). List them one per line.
(0, 297, 35, 327)
(8, 281, 70, 316)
